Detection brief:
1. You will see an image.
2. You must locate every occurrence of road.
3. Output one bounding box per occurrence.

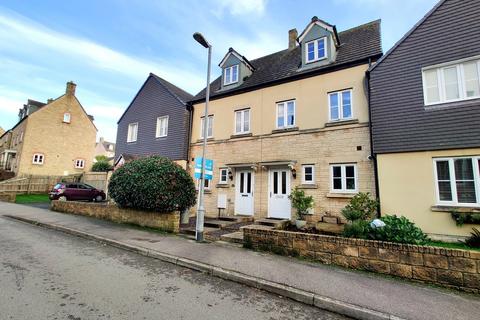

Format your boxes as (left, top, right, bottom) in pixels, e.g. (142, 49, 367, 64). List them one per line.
(0, 217, 347, 320)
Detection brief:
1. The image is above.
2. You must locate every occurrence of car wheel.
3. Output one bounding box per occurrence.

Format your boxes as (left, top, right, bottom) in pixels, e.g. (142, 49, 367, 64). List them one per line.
(95, 195, 104, 202)
(58, 196, 67, 201)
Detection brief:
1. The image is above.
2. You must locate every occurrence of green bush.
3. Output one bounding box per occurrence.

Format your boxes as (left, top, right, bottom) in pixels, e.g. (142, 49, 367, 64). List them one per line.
(95, 155, 109, 162)
(451, 211, 480, 226)
(343, 220, 370, 239)
(369, 215, 428, 245)
(108, 156, 196, 212)
(92, 161, 112, 172)
(341, 192, 378, 222)
(289, 187, 314, 220)
(464, 228, 480, 248)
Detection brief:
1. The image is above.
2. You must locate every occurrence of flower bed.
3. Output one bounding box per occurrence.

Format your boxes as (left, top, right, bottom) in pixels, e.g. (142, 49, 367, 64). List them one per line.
(242, 225, 480, 293)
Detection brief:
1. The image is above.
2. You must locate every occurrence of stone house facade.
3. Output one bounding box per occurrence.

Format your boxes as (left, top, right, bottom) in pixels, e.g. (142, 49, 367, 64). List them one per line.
(189, 18, 382, 222)
(0, 82, 97, 177)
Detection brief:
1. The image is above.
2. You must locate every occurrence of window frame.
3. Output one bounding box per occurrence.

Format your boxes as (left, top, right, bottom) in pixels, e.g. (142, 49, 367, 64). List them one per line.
(330, 163, 358, 193)
(32, 153, 44, 165)
(422, 57, 480, 106)
(328, 89, 353, 121)
(305, 37, 327, 63)
(219, 168, 229, 184)
(156, 115, 169, 138)
(223, 64, 239, 85)
(433, 156, 480, 207)
(63, 112, 71, 123)
(200, 115, 214, 139)
(74, 159, 85, 169)
(234, 108, 250, 135)
(197, 178, 211, 190)
(302, 164, 315, 185)
(276, 100, 296, 129)
(127, 122, 138, 143)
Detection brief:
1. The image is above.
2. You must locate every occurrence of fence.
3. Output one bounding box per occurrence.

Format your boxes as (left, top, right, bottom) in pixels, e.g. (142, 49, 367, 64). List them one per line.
(82, 171, 112, 195)
(0, 174, 81, 194)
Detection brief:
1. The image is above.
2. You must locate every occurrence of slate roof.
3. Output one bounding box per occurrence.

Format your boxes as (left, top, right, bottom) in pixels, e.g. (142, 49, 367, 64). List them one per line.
(150, 73, 194, 105)
(191, 19, 382, 103)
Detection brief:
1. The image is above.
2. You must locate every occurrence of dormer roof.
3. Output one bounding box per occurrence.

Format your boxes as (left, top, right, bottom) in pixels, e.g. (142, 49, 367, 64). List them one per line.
(297, 16, 340, 46)
(218, 47, 255, 72)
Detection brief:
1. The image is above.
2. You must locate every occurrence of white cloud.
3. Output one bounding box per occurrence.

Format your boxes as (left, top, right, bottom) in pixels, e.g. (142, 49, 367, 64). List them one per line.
(212, 0, 268, 17)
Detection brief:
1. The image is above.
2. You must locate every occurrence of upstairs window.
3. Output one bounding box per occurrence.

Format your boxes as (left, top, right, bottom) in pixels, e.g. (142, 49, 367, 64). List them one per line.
(329, 90, 352, 121)
(235, 109, 250, 134)
(331, 164, 357, 193)
(156, 116, 169, 138)
(224, 65, 239, 85)
(434, 157, 480, 206)
(423, 57, 480, 105)
(127, 123, 138, 142)
(74, 159, 85, 169)
(32, 153, 44, 165)
(276, 100, 295, 128)
(200, 115, 214, 139)
(63, 112, 71, 123)
(306, 37, 326, 63)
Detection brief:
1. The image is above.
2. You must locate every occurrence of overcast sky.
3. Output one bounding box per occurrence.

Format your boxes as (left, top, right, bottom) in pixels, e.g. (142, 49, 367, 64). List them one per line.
(0, 0, 439, 141)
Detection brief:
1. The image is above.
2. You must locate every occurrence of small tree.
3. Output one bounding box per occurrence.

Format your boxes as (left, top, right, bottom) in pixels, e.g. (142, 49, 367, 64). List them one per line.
(108, 156, 196, 212)
(95, 155, 109, 162)
(92, 161, 112, 172)
(289, 187, 314, 220)
(342, 192, 378, 239)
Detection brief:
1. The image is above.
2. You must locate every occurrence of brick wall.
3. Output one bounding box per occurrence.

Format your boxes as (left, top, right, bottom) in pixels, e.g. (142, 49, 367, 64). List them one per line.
(51, 200, 179, 233)
(243, 226, 480, 293)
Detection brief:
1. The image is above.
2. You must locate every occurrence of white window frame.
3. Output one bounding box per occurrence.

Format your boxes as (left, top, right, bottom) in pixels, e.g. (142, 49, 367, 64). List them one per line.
(197, 178, 211, 190)
(200, 115, 214, 139)
(234, 108, 250, 135)
(433, 156, 480, 207)
(302, 164, 315, 185)
(74, 159, 85, 169)
(422, 56, 480, 106)
(219, 168, 229, 184)
(224, 65, 239, 85)
(63, 112, 71, 123)
(156, 116, 169, 138)
(276, 100, 296, 129)
(127, 122, 138, 143)
(32, 153, 44, 165)
(330, 163, 358, 193)
(305, 37, 327, 63)
(328, 89, 353, 121)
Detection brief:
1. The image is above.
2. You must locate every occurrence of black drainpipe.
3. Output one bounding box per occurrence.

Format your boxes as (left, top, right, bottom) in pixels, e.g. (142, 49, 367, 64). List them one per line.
(185, 103, 194, 170)
(366, 62, 381, 218)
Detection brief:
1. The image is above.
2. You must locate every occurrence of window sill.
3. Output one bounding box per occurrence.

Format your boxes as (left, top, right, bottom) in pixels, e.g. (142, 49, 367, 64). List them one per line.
(271, 127, 299, 134)
(196, 189, 212, 194)
(424, 97, 480, 111)
(325, 119, 359, 127)
(326, 192, 356, 198)
(431, 205, 480, 213)
(196, 138, 214, 143)
(216, 184, 230, 188)
(230, 133, 252, 139)
(297, 184, 318, 189)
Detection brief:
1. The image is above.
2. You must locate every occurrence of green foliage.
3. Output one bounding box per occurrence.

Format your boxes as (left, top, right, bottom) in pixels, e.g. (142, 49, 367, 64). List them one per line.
(289, 187, 314, 220)
(108, 156, 196, 212)
(95, 155, 109, 162)
(15, 194, 50, 204)
(451, 211, 480, 226)
(369, 215, 428, 245)
(341, 192, 378, 222)
(92, 161, 112, 172)
(464, 228, 480, 248)
(343, 220, 370, 239)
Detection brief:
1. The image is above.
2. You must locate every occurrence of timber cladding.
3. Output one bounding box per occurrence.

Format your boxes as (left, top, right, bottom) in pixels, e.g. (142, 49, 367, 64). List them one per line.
(242, 226, 480, 293)
(51, 200, 179, 233)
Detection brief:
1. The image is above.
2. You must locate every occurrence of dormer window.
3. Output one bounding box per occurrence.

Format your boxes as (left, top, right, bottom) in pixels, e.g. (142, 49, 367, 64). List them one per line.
(224, 65, 239, 85)
(306, 38, 326, 63)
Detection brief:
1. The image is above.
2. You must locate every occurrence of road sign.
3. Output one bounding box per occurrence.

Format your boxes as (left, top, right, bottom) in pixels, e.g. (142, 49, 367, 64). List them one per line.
(194, 157, 213, 180)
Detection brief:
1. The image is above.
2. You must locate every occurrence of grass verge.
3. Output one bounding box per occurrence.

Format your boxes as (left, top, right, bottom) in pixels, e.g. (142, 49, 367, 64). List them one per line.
(426, 240, 480, 252)
(15, 194, 50, 204)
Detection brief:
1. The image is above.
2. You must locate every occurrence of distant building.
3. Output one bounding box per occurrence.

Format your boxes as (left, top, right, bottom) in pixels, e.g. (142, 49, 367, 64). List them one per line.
(0, 82, 97, 176)
(95, 137, 115, 162)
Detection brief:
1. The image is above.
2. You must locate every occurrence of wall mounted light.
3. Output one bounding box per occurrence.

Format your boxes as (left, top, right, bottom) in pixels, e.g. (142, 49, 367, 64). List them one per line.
(228, 170, 234, 181)
(291, 168, 297, 179)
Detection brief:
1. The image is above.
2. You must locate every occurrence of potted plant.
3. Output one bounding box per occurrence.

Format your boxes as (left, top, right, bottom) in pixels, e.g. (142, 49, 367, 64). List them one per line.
(289, 187, 314, 229)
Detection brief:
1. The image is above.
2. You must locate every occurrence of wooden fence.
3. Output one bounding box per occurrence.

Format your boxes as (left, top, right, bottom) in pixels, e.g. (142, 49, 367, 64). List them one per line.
(0, 174, 81, 194)
(82, 172, 112, 194)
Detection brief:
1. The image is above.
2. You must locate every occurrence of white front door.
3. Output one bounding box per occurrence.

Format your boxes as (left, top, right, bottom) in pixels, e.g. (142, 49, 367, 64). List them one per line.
(235, 170, 254, 216)
(268, 168, 291, 219)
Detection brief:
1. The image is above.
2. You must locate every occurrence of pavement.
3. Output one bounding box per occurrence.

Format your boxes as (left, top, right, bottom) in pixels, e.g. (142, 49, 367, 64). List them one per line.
(1, 202, 479, 320)
(0, 217, 342, 320)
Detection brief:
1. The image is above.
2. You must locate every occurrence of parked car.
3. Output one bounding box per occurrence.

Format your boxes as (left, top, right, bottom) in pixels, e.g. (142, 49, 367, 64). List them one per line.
(49, 182, 106, 202)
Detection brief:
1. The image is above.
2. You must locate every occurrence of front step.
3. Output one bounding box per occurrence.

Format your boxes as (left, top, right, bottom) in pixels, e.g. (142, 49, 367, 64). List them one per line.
(220, 231, 244, 244)
(255, 218, 289, 229)
(217, 215, 254, 223)
(204, 219, 231, 229)
(179, 226, 218, 236)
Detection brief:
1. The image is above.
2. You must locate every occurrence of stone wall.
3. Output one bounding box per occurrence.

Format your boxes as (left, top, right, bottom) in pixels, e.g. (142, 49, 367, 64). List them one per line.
(51, 200, 179, 233)
(243, 226, 480, 293)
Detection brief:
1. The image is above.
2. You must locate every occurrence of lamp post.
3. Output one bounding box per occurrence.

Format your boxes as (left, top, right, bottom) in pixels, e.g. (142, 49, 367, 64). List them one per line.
(193, 32, 212, 242)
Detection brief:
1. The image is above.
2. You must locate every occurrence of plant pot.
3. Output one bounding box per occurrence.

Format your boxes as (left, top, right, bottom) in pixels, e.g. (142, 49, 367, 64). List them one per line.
(295, 220, 307, 229)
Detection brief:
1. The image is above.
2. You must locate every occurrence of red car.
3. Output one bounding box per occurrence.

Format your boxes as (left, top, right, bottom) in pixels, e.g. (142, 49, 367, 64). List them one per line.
(49, 182, 106, 202)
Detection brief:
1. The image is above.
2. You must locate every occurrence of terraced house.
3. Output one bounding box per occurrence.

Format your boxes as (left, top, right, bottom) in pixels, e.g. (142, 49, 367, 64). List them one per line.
(189, 17, 382, 223)
(369, 0, 480, 240)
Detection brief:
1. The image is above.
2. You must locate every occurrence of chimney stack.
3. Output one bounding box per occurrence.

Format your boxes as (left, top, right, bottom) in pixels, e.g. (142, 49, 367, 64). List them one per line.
(47, 98, 53, 104)
(288, 29, 298, 50)
(66, 81, 76, 96)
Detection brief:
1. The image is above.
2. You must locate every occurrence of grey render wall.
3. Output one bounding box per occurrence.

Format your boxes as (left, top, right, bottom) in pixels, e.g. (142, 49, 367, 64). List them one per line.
(115, 76, 190, 161)
(300, 24, 334, 69)
(220, 54, 251, 90)
(369, 0, 480, 154)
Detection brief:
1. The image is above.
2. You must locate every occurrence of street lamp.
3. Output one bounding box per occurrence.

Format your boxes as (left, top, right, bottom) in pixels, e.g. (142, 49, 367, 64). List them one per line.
(193, 32, 212, 242)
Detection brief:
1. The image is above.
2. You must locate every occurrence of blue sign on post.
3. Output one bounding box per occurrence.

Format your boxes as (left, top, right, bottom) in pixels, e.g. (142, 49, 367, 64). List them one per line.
(194, 157, 213, 180)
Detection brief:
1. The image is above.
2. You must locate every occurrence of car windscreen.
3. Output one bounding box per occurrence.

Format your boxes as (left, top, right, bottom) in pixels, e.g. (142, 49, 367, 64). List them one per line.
(53, 183, 64, 189)
(83, 183, 96, 189)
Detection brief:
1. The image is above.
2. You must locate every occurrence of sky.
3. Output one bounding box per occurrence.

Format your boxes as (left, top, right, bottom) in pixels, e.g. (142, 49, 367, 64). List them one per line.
(0, 0, 439, 142)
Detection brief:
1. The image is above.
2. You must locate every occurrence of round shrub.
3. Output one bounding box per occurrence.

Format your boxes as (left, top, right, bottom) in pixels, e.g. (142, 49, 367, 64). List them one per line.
(369, 215, 428, 245)
(92, 161, 112, 172)
(108, 156, 196, 212)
